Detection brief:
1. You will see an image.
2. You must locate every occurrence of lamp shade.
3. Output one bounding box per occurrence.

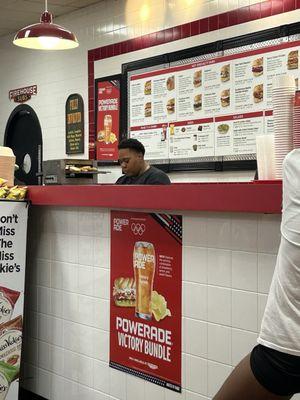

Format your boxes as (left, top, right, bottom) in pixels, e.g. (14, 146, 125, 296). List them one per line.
(13, 11, 79, 50)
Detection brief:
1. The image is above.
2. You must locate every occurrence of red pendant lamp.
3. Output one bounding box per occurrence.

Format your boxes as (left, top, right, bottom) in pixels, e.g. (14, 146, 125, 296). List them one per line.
(13, 0, 79, 50)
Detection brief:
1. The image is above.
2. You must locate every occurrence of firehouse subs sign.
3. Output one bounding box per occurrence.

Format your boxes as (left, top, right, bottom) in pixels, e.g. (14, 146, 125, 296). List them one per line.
(9, 85, 37, 103)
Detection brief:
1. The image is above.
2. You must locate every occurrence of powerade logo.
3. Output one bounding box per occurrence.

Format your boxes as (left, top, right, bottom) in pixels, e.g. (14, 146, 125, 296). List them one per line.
(133, 252, 154, 269)
(113, 218, 129, 232)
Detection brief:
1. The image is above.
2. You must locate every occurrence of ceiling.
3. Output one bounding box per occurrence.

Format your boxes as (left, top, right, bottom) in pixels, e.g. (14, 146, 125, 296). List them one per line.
(0, 0, 104, 37)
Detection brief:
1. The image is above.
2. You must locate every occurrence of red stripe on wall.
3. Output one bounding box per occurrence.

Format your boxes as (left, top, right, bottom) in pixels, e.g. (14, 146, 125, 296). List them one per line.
(88, 0, 299, 159)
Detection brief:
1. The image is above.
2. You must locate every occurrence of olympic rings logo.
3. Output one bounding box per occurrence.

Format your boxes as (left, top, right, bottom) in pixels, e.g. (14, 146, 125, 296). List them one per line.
(131, 223, 146, 236)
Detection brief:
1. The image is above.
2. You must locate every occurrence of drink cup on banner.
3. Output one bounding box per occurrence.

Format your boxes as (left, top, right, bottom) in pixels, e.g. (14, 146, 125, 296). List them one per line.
(272, 75, 295, 179)
(133, 242, 155, 321)
(104, 115, 112, 143)
(256, 135, 276, 180)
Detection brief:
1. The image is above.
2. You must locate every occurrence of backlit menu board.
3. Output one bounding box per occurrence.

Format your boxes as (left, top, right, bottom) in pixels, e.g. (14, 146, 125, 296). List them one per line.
(129, 40, 300, 160)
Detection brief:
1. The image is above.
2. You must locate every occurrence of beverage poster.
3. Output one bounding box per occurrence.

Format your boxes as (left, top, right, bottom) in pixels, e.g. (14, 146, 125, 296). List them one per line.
(96, 76, 121, 161)
(0, 201, 28, 400)
(110, 211, 182, 392)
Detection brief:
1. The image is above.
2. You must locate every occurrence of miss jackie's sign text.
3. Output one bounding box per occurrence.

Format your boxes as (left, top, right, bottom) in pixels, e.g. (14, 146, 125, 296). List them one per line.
(0, 215, 21, 274)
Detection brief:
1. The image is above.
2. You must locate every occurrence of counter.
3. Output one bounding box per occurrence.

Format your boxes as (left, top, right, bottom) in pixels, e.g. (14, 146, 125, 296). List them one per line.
(28, 182, 282, 213)
(22, 181, 282, 400)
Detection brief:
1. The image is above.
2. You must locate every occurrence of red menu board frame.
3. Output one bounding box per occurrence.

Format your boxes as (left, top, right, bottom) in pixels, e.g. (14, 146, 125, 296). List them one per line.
(95, 75, 121, 162)
(110, 210, 182, 392)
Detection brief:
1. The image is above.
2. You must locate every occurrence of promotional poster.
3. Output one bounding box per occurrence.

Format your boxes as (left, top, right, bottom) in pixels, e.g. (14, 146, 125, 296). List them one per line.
(110, 211, 182, 392)
(96, 77, 120, 161)
(65, 93, 84, 154)
(0, 201, 28, 400)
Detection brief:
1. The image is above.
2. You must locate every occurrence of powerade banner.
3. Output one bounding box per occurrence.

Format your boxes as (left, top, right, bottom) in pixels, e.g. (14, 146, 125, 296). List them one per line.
(0, 201, 28, 400)
(96, 77, 121, 161)
(110, 211, 182, 392)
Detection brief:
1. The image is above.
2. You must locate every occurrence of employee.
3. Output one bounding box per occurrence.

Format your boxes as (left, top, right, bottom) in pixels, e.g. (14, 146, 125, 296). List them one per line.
(116, 138, 171, 185)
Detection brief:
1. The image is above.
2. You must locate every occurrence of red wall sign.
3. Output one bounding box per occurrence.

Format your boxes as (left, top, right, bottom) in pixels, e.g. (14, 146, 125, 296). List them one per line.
(9, 85, 37, 103)
(110, 210, 182, 392)
(96, 77, 120, 161)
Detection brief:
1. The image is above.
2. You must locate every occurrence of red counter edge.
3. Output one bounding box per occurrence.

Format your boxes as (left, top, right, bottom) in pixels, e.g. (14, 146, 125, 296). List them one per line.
(27, 182, 282, 214)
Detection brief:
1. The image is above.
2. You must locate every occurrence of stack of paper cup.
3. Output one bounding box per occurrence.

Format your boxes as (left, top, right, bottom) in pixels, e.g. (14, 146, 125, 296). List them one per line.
(272, 75, 295, 179)
(293, 90, 300, 149)
(256, 135, 276, 180)
(0, 146, 16, 186)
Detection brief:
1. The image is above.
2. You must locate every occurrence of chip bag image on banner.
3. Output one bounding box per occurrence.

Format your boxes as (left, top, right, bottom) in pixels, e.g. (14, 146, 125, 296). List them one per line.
(110, 211, 182, 392)
(0, 201, 28, 400)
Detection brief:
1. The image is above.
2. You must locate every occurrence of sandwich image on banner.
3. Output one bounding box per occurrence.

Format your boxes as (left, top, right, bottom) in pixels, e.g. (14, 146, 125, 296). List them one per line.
(252, 57, 263, 77)
(220, 64, 230, 82)
(113, 277, 136, 307)
(287, 50, 298, 70)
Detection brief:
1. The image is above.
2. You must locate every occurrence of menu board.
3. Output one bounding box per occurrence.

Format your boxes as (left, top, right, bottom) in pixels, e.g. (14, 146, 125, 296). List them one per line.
(129, 40, 300, 160)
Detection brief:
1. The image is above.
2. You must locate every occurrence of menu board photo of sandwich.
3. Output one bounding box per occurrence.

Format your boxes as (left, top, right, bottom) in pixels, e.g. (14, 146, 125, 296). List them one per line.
(253, 84, 263, 104)
(144, 80, 152, 95)
(252, 57, 263, 77)
(166, 75, 175, 91)
(193, 70, 202, 87)
(287, 50, 298, 70)
(220, 64, 230, 82)
(220, 89, 230, 108)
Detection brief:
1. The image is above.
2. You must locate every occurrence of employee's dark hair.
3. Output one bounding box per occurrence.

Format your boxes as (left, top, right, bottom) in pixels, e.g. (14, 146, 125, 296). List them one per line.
(118, 138, 145, 156)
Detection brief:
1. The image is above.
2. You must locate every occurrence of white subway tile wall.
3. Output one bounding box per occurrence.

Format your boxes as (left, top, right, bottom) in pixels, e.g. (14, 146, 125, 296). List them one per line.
(22, 206, 286, 400)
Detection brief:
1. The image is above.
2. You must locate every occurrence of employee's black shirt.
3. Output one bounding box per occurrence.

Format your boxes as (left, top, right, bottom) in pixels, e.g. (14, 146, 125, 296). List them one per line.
(116, 166, 171, 185)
